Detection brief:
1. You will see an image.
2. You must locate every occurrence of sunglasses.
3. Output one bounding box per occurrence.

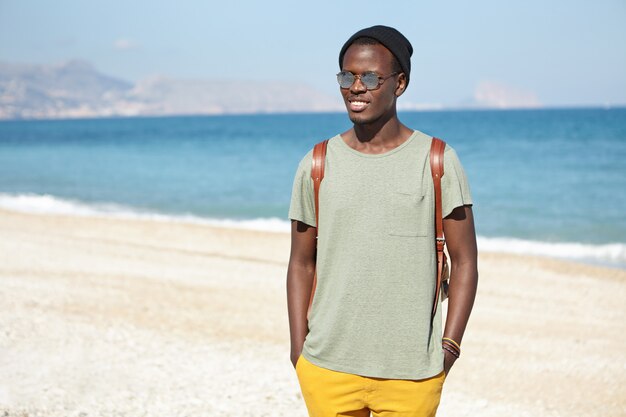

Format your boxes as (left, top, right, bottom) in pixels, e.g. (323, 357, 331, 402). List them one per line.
(336, 71, 398, 90)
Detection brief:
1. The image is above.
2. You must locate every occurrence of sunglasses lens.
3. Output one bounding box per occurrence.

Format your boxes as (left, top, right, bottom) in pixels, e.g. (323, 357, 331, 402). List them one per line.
(337, 71, 355, 88)
(337, 72, 386, 89)
(361, 72, 380, 89)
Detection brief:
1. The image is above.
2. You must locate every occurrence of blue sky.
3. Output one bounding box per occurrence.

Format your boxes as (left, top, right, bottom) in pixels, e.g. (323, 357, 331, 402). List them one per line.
(1, 0, 625, 108)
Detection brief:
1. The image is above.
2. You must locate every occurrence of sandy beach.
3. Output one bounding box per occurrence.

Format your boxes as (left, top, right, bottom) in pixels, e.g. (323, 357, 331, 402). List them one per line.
(0, 208, 624, 417)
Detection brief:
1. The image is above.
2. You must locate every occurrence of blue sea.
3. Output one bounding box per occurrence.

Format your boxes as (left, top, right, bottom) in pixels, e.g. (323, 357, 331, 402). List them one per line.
(1, 108, 625, 268)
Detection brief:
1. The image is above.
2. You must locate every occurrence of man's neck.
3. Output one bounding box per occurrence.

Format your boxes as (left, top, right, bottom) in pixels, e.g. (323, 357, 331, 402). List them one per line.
(342, 115, 413, 154)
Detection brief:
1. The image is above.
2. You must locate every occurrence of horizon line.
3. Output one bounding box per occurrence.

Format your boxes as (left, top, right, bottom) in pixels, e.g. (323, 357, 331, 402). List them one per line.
(1, 104, 625, 123)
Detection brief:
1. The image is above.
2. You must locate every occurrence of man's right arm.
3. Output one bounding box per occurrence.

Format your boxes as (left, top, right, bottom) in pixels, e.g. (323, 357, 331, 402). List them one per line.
(286, 219, 317, 368)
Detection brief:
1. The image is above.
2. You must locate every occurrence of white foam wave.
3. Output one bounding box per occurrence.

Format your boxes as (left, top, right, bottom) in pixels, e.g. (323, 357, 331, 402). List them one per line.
(477, 236, 626, 266)
(1, 193, 624, 266)
(0, 193, 291, 233)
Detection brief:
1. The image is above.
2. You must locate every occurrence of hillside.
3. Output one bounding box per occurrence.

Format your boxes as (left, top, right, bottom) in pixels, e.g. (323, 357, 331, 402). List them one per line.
(0, 61, 343, 119)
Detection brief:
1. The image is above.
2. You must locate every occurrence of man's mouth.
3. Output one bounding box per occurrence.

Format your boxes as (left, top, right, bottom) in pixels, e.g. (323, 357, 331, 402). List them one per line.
(348, 99, 369, 112)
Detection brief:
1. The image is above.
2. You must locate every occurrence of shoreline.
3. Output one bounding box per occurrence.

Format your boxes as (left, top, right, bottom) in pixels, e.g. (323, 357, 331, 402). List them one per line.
(1, 194, 624, 270)
(1, 208, 624, 416)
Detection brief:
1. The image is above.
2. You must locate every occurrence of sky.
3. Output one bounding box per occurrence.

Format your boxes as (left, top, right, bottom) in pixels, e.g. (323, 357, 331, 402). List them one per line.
(1, 0, 625, 108)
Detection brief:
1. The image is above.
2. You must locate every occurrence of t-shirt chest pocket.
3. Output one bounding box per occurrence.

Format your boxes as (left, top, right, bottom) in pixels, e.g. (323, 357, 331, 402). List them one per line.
(385, 189, 430, 237)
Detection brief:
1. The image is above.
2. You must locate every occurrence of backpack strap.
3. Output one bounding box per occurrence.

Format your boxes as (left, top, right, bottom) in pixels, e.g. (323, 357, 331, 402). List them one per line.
(307, 139, 329, 320)
(430, 137, 446, 318)
(311, 139, 329, 234)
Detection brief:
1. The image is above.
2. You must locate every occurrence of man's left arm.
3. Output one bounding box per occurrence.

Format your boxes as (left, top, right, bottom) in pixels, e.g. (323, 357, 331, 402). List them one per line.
(442, 204, 478, 375)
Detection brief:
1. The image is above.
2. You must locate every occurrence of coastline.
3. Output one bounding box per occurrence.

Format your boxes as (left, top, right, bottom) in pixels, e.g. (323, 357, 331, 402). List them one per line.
(1, 208, 624, 416)
(1, 192, 624, 270)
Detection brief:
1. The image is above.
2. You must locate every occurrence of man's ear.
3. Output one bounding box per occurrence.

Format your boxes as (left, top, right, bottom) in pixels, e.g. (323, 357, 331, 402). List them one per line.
(395, 73, 407, 97)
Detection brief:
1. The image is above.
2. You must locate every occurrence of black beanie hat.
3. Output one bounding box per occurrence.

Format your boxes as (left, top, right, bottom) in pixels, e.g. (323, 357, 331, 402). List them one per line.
(338, 25, 413, 87)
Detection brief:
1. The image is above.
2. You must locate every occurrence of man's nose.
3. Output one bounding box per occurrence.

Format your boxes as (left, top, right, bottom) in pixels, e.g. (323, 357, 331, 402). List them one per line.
(350, 76, 367, 93)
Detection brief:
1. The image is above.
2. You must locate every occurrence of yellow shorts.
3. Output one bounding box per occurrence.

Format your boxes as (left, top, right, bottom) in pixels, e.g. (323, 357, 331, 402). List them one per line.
(295, 354, 446, 417)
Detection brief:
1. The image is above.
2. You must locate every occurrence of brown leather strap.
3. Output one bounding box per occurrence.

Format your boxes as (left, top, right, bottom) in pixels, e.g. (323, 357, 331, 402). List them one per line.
(430, 137, 446, 318)
(312, 140, 329, 233)
(307, 139, 329, 320)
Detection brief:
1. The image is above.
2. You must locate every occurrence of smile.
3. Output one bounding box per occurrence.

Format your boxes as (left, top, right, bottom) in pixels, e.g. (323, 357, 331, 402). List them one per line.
(348, 100, 369, 112)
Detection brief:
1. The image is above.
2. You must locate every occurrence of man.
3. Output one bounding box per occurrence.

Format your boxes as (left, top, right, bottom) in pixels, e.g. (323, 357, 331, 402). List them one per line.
(286, 25, 478, 417)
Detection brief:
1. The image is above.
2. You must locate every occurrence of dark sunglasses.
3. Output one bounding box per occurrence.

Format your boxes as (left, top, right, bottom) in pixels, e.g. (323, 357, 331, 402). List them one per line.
(336, 71, 398, 90)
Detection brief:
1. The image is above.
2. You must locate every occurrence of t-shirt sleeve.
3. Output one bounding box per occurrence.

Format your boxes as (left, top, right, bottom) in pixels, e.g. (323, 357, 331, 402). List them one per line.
(441, 145, 473, 219)
(288, 150, 317, 227)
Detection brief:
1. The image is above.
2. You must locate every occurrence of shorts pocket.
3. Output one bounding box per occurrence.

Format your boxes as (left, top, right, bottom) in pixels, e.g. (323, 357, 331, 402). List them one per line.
(386, 190, 429, 237)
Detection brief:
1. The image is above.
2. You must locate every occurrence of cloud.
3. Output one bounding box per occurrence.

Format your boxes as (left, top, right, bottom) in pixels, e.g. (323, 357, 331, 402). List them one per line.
(113, 38, 140, 51)
(474, 81, 541, 109)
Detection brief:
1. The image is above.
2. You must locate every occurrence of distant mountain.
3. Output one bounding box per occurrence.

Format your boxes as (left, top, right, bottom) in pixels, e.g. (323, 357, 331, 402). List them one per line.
(0, 60, 132, 119)
(125, 76, 343, 116)
(0, 60, 343, 120)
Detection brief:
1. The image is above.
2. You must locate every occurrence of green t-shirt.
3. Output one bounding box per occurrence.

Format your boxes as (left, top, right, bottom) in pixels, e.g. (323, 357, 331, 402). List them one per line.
(288, 129, 473, 380)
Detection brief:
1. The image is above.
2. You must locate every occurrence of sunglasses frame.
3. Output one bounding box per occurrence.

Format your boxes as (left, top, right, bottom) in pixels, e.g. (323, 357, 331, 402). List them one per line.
(336, 71, 399, 90)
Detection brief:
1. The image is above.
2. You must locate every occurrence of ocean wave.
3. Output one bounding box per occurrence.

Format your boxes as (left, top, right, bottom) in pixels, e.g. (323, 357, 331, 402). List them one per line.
(1, 193, 624, 266)
(0, 193, 291, 233)
(477, 236, 626, 267)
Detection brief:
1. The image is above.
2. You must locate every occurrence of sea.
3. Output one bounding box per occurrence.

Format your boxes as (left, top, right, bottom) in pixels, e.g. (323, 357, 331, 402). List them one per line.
(0, 108, 625, 268)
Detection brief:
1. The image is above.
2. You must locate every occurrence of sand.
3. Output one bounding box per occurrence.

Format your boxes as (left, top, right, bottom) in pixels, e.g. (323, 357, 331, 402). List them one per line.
(0, 208, 624, 417)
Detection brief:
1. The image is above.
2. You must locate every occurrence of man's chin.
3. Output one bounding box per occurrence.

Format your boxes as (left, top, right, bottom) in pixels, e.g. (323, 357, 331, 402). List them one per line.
(348, 111, 372, 125)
